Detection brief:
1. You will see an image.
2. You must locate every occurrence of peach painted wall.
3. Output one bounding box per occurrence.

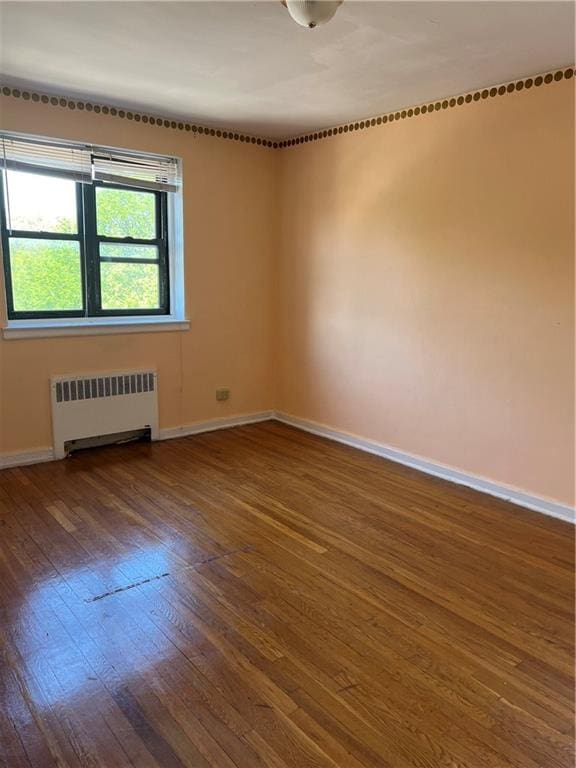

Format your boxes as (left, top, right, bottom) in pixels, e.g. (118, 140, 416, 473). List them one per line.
(0, 96, 278, 454)
(1, 81, 573, 507)
(277, 80, 575, 506)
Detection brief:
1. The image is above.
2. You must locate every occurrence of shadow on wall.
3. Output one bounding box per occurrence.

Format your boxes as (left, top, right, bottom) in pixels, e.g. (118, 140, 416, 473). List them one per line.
(277, 89, 575, 504)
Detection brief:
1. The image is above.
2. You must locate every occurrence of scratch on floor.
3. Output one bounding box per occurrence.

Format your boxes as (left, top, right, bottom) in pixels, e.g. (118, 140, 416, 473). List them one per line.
(196, 544, 254, 566)
(336, 683, 361, 694)
(84, 544, 254, 603)
(85, 572, 171, 602)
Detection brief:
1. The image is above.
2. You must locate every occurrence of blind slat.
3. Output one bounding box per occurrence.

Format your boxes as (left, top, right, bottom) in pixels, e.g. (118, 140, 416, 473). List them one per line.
(1, 136, 92, 182)
(91, 152, 180, 193)
(0, 134, 181, 193)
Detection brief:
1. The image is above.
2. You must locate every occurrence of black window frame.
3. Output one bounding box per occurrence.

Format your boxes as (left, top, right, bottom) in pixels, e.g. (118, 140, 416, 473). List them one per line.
(0, 171, 170, 320)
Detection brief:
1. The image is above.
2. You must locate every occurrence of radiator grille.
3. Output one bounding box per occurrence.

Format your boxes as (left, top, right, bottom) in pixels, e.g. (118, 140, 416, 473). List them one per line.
(55, 372, 155, 403)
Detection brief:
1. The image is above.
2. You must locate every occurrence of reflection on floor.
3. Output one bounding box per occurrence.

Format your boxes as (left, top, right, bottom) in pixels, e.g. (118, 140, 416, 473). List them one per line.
(1, 421, 574, 767)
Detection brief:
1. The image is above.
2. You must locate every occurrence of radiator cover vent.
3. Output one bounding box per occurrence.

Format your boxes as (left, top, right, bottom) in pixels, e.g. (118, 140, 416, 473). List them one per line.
(55, 372, 155, 403)
(51, 369, 159, 459)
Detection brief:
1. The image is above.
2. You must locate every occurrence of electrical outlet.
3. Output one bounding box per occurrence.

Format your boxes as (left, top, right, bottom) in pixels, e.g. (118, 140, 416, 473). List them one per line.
(215, 387, 230, 402)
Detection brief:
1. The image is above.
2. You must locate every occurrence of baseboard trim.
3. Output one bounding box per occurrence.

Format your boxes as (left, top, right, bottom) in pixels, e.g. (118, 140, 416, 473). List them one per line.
(3, 412, 573, 525)
(0, 412, 275, 471)
(0, 448, 55, 470)
(274, 412, 575, 525)
(158, 411, 276, 441)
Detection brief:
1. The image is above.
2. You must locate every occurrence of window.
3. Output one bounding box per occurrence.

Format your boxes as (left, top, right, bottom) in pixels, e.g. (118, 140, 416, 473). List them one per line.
(0, 134, 183, 325)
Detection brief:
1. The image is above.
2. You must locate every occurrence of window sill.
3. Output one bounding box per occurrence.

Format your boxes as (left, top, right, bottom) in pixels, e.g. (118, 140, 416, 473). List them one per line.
(2, 316, 190, 340)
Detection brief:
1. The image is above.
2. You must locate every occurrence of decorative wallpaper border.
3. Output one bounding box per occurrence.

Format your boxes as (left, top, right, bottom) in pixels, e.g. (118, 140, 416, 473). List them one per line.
(277, 66, 574, 148)
(1, 66, 573, 151)
(0, 84, 280, 148)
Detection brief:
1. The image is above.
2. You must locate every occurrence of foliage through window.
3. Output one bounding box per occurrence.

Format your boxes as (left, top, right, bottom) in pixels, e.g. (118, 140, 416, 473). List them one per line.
(1, 170, 168, 318)
(0, 135, 180, 321)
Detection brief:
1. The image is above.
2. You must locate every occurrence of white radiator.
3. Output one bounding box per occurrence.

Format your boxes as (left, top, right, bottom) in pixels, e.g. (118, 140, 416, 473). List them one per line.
(50, 369, 159, 459)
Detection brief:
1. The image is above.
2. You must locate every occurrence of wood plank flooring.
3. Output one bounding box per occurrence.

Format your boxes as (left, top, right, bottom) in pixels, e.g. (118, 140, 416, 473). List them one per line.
(0, 421, 573, 767)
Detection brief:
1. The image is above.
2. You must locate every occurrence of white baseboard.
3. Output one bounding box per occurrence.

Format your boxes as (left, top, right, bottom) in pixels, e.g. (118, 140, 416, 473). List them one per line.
(2, 411, 573, 526)
(0, 448, 55, 470)
(0, 411, 274, 471)
(158, 410, 275, 441)
(274, 412, 575, 525)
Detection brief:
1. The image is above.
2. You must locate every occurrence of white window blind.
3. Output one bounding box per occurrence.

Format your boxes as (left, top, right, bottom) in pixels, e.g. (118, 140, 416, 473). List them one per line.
(0, 133, 181, 193)
(91, 151, 180, 193)
(0, 135, 92, 182)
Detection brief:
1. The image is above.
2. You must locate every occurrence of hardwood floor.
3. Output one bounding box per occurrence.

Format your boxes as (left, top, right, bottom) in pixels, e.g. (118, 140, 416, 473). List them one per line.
(0, 421, 573, 768)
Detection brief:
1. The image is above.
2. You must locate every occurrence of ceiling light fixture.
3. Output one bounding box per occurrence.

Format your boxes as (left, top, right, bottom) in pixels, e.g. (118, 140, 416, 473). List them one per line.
(281, 0, 343, 28)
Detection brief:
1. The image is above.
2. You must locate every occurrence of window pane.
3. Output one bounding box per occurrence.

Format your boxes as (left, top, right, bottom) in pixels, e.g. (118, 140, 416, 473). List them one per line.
(9, 238, 82, 312)
(100, 262, 160, 310)
(100, 243, 158, 261)
(96, 187, 156, 239)
(5, 170, 77, 233)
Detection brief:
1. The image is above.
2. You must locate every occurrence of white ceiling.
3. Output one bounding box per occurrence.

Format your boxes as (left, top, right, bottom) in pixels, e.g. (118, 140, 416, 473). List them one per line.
(0, 1, 574, 138)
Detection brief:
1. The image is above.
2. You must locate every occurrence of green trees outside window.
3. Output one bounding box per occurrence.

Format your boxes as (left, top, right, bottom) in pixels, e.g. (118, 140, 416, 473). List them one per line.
(1, 169, 169, 318)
